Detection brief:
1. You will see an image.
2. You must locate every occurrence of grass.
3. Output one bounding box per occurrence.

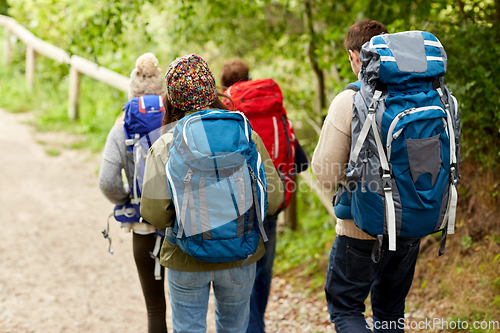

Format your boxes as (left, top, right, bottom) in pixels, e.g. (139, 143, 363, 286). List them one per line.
(45, 147, 61, 156)
(408, 232, 500, 332)
(274, 179, 336, 297)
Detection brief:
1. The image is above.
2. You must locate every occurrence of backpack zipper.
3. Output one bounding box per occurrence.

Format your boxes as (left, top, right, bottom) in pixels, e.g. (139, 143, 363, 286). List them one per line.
(281, 115, 290, 158)
(272, 116, 279, 159)
(386, 106, 446, 158)
(360, 149, 371, 193)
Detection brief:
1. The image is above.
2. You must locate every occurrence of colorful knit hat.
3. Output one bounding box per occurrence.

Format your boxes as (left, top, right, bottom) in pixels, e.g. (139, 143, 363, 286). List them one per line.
(164, 54, 218, 111)
(128, 53, 166, 100)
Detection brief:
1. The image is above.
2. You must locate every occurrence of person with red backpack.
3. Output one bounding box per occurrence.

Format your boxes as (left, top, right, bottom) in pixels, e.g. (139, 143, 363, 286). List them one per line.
(221, 59, 308, 333)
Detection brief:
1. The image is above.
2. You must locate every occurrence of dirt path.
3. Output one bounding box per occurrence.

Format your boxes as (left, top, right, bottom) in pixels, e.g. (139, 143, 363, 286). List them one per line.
(0, 109, 169, 332)
(0, 109, 335, 333)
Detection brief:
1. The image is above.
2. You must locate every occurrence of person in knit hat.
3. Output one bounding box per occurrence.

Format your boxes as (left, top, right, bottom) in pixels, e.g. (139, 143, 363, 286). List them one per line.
(140, 54, 284, 332)
(98, 53, 168, 333)
(164, 53, 218, 110)
(128, 52, 166, 100)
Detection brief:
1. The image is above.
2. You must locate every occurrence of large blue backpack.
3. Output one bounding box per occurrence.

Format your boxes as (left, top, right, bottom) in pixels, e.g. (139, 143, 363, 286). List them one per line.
(166, 109, 268, 263)
(336, 31, 461, 257)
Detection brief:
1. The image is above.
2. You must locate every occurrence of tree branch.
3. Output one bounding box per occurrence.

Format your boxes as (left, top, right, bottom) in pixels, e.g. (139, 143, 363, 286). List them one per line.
(456, 0, 475, 23)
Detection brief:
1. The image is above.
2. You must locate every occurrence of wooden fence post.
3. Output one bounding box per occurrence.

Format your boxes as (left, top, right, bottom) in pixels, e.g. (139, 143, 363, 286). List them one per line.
(26, 45, 36, 90)
(68, 65, 81, 120)
(4, 30, 11, 65)
(285, 190, 298, 230)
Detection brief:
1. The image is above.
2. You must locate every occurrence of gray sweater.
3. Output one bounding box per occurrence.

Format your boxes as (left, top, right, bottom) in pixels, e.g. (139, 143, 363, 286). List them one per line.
(98, 124, 134, 206)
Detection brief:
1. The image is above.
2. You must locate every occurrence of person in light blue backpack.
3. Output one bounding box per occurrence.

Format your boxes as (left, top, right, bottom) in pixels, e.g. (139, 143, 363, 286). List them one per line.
(313, 20, 460, 333)
(98, 53, 169, 333)
(140, 54, 284, 333)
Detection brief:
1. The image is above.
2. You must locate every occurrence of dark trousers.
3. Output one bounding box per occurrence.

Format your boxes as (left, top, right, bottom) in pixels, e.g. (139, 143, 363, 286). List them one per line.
(133, 232, 167, 333)
(325, 235, 420, 333)
(246, 214, 278, 333)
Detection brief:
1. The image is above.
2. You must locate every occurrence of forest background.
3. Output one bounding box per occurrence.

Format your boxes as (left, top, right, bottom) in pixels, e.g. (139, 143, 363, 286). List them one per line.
(0, 0, 499, 331)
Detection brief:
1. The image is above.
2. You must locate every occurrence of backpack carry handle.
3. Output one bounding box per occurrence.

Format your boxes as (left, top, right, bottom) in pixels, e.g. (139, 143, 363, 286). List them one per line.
(235, 80, 278, 103)
(182, 110, 251, 145)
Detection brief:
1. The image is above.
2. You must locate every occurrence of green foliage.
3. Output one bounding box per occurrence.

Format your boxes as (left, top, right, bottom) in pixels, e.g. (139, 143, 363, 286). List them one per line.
(443, 24, 500, 168)
(6, 0, 499, 166)
(0, 0, 8, 15)
(461, 235, 473, 249)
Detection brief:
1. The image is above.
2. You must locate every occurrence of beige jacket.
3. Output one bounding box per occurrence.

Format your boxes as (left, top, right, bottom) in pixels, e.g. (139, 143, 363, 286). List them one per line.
(140, 113, 284, 271)
(311, 89, 374, 240)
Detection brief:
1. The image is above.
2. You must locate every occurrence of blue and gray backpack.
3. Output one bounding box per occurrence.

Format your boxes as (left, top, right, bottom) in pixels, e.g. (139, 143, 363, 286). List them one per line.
(334, 31, 461, 259)
(165, 109, 268, 264)
(103, 95, 165, 277)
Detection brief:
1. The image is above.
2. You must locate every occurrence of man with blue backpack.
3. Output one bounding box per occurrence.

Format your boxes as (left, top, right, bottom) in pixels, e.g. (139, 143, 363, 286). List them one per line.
(312, 20, 461, 332)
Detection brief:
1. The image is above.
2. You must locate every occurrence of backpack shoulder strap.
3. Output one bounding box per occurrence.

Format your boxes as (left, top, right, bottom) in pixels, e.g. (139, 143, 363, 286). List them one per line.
(345, 81, 361, 92)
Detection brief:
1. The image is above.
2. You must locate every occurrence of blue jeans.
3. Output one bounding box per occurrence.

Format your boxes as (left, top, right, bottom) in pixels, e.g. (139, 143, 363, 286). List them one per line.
(168, 263, 256, 333)
(247, 214, 278, 333)
(325, 235, 420, 333)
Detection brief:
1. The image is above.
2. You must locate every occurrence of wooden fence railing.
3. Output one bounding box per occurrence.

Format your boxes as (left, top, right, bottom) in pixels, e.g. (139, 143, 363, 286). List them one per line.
(0, 14, 337, 221)
(0, 14, 129, 120)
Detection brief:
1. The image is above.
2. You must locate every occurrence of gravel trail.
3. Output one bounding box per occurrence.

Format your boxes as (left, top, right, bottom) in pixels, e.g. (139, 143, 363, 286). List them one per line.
(0, 109, 334, 333)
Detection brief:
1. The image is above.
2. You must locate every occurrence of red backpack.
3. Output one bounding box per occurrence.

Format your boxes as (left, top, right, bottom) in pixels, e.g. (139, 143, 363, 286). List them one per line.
(223, 78, 297, 209)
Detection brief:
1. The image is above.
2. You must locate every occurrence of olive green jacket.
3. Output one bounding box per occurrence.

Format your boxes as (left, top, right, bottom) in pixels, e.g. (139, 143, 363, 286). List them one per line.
(140, 111, 284, 271)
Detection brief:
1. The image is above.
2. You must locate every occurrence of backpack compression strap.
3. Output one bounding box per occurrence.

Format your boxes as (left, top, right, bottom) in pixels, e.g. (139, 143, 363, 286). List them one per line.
(350, 89, 397, 252)
(249, 166, 268, 242)
(125, 133, 149, 205)
(177, 168, 196, 239)
(434, 83, 459, 255)
(150, 234, 162, 280)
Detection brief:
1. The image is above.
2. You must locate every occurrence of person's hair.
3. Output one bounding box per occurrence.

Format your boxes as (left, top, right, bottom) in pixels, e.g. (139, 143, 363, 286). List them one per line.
(220, 58, 250, 88)
(344, 20, 388, 53)
(162, 93, 231, 130)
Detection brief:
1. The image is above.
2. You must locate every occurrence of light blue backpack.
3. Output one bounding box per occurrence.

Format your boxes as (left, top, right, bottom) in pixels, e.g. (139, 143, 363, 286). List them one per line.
(336, 31, 461, 258)
(166, 109, 268, 263)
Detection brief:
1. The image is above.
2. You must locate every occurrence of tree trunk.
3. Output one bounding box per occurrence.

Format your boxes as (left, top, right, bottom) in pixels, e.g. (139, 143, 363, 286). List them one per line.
(303, 0, 326, 117)
(285, 190, 297, 231)
(496, 0, 500, 27)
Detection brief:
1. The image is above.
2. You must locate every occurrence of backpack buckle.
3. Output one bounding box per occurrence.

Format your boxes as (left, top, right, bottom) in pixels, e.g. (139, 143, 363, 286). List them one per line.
(249, 168, 257, 182)
(369, 90, 383, 113)
(450, 164, 458, 184)
(382, 173, 392, 191)
(183, 169, 194, 183)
